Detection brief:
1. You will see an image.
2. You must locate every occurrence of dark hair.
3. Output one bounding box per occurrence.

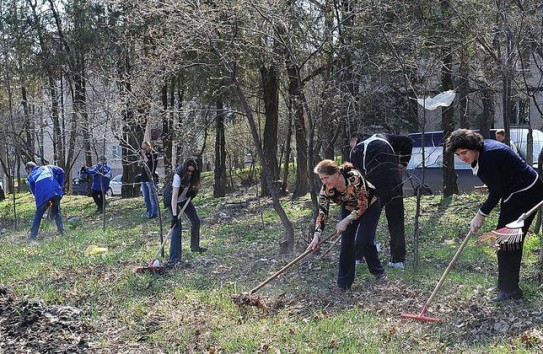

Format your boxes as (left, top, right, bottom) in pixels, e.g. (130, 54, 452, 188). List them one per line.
(314, 159, 354, 175)
(181, 158, 200, 186)
(349, 132, 371, 144)
(446, 129, 484, 153)
(25, 161, 37, 172)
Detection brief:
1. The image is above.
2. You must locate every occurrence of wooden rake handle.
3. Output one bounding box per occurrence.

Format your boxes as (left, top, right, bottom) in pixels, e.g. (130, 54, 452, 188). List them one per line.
(152, 197, 192, 261)
(249, 232, 337, 295)
(422, 229, 472, 311)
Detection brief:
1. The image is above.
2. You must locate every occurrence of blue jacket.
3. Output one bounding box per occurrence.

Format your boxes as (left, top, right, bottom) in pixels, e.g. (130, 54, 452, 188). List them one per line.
(86, 163, 112, 191)
(27, 165, 64, 207)
(475, 139, 538, 215)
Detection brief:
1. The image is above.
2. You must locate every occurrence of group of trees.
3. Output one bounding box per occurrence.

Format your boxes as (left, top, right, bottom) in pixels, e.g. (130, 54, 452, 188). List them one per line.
(1, 0, 543, 249)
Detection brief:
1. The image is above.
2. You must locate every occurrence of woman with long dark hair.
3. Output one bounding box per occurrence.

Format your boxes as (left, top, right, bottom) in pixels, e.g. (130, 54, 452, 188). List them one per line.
(168, 158, 205, 265)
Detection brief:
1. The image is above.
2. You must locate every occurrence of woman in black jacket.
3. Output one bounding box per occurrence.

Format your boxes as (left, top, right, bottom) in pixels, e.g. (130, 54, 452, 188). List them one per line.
(447, 129, 543, 301)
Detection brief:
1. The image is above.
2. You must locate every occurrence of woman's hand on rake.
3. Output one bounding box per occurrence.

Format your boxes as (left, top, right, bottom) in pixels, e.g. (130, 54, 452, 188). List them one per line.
(307, 233, 321, 252)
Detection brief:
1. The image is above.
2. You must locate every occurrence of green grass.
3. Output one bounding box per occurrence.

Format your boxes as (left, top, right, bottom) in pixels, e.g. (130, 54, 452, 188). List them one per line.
(2, 187, 543, 353)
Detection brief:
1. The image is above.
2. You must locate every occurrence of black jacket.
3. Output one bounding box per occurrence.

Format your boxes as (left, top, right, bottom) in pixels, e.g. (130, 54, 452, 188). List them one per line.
(350, 133, 413, 190)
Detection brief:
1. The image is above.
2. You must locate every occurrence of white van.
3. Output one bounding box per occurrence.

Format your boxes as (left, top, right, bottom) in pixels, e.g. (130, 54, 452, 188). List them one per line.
(403, 128, 543, 195)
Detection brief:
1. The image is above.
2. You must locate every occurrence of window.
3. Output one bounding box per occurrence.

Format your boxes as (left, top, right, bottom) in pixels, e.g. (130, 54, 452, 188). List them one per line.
(112, 145, 121, 159)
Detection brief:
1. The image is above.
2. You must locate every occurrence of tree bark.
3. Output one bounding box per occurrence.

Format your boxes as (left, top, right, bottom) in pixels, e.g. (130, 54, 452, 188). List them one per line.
(213, 98, 227, 197)
(260, 65, 280, 196)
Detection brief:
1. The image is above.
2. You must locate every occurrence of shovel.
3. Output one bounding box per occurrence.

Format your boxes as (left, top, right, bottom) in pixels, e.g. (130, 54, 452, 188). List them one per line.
(231, 231, 337, 306)
(135, 197, 192, 273)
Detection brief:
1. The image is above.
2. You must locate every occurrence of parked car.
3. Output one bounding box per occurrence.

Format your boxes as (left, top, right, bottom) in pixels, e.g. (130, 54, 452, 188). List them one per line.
(107, 175, 122, 196)
(107, 174, 163, 197)
(402, 128, 543, 196)
(72, 177, 89, 196)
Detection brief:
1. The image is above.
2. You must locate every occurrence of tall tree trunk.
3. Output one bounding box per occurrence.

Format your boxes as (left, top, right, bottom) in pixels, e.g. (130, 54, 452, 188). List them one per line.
(441, 50, 458, 197)
(458, 50, 470, 128)
(287, 65, 308, 198)
(161, 78, 173, 174)
(260, 65, 279, 196)
(213, 98, 227, 197)
(479, 84, 494, 137)
(281, 106, 293, 193)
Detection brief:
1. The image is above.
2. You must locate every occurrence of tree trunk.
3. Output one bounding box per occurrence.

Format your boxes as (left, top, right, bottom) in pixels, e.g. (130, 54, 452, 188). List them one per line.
(441, 50, 458, 197)
(458, 50, 470, 128)
(213, 98, 227, 197)
(287, 65, 309, 198)
(162, 78, 173, 174)
(260, 65, 280, 196)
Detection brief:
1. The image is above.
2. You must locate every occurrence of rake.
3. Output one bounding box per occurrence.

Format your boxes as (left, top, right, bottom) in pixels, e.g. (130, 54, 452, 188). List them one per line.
(401, 230, 473, 323)
(479, 200, 543, 250)
(231, 231, 337, 307)
(135, 197, 192, 273)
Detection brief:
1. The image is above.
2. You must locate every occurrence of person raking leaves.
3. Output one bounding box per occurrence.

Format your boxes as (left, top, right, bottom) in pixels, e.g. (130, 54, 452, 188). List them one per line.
(307, 159, 386, 293)
(166, 158, 205, 267)
(446, 129, 543, 301)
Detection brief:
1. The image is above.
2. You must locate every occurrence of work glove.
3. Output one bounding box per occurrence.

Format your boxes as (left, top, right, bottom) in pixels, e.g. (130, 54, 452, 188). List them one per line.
(170, 216, 179, 229)
(307, 232, 321, 252)
(470, 213, 485, 234)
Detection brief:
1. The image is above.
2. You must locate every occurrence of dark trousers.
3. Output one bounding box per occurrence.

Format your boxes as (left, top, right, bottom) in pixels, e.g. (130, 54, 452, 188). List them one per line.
(168, 200, 201, 263)
(91, 190, 105, 211)
(497, 178, 543, 292)
(339, 200, 384, 289)
(375, 183, 406, 263)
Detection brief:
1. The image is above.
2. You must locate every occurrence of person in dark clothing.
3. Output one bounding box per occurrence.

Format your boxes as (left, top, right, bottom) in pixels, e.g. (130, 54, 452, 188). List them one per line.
(85, 156, 112, 214)
(140, 141, 159, 219)
(349, 133, 414, 269)
(446, 129, 543, 301)
(307, 159, 386, 292)
(168, 158, 205, 265)
(25, 162, 64, 240)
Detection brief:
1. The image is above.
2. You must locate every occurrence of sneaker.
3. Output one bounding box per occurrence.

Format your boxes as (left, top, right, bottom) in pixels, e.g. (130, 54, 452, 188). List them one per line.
(388, 261, 405, 270)
(375, 273, 388, 284)
(192, 247, 207, 254)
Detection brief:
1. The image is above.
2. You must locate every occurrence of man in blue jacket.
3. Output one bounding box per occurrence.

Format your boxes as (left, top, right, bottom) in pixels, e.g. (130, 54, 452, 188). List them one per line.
(25, 162, 65, 240)
(350, 133, 414, 269)
(85, 156, 112, 214)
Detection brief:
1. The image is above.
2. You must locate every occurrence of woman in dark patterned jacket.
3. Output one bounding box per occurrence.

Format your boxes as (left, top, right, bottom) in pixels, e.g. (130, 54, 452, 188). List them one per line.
(307, 159, 386, 292)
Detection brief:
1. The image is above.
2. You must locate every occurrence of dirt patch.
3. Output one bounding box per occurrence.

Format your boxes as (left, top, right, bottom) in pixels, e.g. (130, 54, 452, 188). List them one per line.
(0, 286, 91, 353)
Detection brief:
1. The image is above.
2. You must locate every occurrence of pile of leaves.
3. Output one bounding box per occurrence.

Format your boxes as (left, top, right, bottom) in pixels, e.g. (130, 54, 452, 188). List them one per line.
(0, 286, 90, 353)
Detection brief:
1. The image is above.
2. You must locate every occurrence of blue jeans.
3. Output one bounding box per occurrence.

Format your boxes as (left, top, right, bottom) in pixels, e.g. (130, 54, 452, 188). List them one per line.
(168, 200, 201, 263)
(141, 181, 158, 218)
(338, 199, 383, 289)
(30, 195, 64, 239)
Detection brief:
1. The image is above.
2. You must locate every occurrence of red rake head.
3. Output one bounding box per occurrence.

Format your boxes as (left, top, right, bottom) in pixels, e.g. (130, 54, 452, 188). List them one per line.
(478, 226, 524, 251)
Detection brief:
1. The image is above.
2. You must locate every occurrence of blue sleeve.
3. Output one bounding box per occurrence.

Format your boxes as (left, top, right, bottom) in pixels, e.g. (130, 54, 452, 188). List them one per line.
(28, 175, 36, 196)
(52, 166, 65, 187)
(86, 166, 98, 175)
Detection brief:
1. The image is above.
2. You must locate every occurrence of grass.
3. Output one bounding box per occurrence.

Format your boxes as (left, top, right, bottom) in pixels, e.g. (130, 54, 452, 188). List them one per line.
(2, 185, 543, 353)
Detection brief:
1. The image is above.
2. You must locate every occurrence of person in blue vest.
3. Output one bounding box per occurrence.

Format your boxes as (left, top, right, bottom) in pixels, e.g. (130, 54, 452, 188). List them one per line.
(349, 132, 414, 269)
(25, 162, 65, 240)
(447, 129, 543, 301)
(85, 156, 112, 214)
